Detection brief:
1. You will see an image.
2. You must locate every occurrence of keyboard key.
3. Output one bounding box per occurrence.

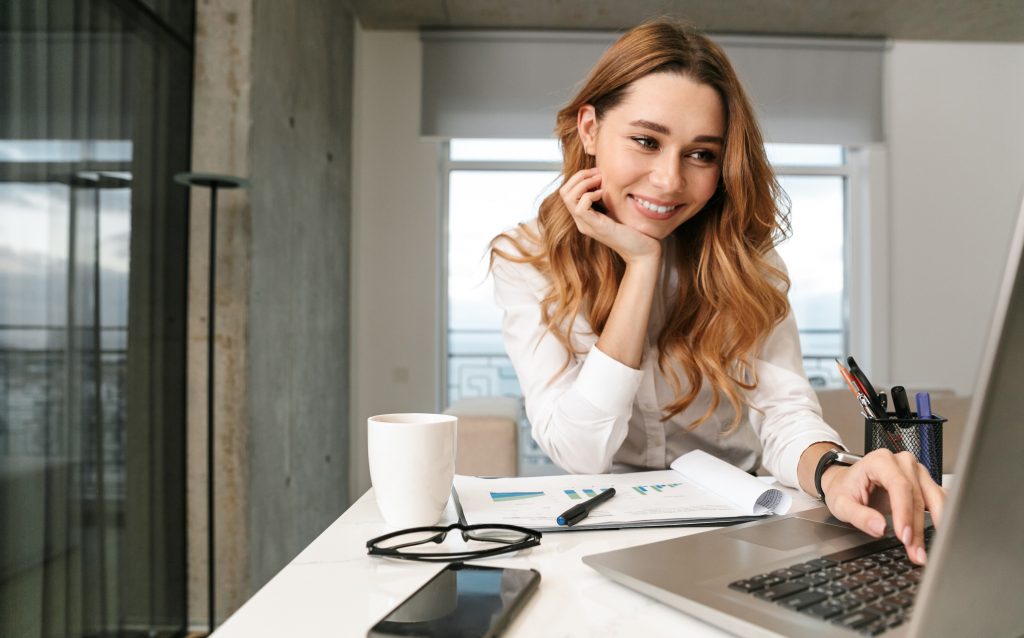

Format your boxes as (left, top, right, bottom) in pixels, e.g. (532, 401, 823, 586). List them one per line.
(778, 590, 829, 611)
(835, 609, 880, 630)
(863, 583, 897, 598)
(728, 579, 762, 593)
(813, 583, 847, 597)
(794, 561, 822, 574)
(806, 558, 838, 569)
(889, 592, 916, 608)
(805, 600, 847, 619)
(803, 574, 831, 587)
(865, 601, 901, 617)
(824, 537, 902, 563)
(833, 593, 866, 610)
(850, 572, 881, 586)
(862, 620, 890, 636)
(834, 576, 865, 591)
(850, 588, 881, 604)
(755, 580, 810, 601)
(850, 558, 879, 570)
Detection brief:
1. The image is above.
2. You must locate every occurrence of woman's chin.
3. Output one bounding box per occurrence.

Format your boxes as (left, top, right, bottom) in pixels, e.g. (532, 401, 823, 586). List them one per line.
(621, 216, 676, 241)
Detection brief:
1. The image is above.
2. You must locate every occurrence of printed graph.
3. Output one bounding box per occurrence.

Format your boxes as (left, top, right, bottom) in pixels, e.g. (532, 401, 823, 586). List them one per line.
(489, 491, 545, 502)
(631, 482, 682, 495)
(563, 488, 610, 500)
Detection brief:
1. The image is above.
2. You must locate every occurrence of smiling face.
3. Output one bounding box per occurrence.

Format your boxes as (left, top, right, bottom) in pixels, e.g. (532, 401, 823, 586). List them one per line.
(577, 72, 726, 240)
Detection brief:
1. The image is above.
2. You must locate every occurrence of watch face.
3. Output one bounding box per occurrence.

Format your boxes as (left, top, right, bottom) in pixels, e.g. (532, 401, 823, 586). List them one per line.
(835, 452, 863, 465)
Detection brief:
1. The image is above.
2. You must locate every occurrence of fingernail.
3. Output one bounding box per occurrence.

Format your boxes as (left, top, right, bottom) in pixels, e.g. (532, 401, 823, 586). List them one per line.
(901, 526, 911, 545)
(917, 547, 928, 564)
(871, 519, 885, 536)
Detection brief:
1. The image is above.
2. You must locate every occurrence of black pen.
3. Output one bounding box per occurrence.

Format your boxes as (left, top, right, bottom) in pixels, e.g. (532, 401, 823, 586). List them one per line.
(556, 488, 616, 526)
(891, 386, 913, 419)
(847, 356, 886, 418)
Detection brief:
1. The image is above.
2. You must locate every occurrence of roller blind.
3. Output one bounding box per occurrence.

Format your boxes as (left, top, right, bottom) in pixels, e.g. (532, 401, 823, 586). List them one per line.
(421, 30, 886, 144)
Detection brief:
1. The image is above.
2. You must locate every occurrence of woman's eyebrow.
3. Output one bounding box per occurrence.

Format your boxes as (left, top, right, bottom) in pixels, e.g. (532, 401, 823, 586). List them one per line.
(629, 120, 723, 145)
(630, 119, 670, 135)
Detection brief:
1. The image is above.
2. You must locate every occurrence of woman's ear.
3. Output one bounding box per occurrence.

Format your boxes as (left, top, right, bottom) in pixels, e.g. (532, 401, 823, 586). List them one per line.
(577, 105, 598, 156)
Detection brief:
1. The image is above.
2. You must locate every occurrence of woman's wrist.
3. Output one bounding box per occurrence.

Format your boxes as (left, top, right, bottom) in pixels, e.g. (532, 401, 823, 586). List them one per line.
(819, 463, 845, 499)
(620, 237, 662, 268)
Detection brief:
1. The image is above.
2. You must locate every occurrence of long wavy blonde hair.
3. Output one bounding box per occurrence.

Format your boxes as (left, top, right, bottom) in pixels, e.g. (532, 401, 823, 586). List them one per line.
(492, 19, 791, 432)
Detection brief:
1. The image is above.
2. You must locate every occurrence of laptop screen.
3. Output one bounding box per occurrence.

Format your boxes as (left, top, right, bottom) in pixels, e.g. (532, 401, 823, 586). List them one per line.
(910, 191, 1024, 637)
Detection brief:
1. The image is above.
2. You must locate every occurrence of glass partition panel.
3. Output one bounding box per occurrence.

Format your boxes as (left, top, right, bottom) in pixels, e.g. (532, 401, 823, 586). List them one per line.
(0, 1, 192, 636)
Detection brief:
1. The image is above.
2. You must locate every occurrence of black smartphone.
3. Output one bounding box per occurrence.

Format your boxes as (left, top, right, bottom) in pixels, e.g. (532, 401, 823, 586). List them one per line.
(367, 562, 540, 637)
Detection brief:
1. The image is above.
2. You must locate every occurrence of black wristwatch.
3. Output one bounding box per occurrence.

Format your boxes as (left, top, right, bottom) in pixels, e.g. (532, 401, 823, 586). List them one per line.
(814, 448, 863, 500)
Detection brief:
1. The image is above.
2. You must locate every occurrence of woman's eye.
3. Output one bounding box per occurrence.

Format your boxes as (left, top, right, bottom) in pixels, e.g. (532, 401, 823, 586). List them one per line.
(631, 136, 658, 150)
(689, 150, 718, 163)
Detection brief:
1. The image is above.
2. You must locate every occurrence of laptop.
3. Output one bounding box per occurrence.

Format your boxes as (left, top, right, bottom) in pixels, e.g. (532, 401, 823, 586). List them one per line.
(583, 193, 1024, 637)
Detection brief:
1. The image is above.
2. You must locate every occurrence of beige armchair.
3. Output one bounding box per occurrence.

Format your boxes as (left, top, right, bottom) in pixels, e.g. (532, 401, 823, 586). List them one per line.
(445, 396, 521, 477)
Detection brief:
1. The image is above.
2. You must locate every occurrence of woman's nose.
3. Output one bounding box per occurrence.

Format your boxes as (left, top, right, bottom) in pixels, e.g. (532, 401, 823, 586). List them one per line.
(650, 155, 685, 192)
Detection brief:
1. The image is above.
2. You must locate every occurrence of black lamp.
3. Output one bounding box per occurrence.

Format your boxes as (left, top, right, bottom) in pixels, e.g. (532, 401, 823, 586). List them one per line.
(173, 172, 248, 633)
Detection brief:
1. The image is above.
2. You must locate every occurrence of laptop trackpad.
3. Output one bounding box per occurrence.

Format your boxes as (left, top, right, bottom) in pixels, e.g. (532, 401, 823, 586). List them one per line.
(725, 517, 857, 551)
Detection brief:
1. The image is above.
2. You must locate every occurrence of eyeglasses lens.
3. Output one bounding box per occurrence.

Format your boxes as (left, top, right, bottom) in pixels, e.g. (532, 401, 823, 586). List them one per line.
(463, 528, 531, 544)
(375, 529, 447, 551)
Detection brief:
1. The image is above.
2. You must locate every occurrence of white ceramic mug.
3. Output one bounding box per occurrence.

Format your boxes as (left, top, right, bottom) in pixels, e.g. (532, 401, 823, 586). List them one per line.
(368, 413, 458, 528)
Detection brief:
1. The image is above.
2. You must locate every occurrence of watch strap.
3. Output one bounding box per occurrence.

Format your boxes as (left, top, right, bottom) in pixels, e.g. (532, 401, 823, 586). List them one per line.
(814, 448, 863, 500)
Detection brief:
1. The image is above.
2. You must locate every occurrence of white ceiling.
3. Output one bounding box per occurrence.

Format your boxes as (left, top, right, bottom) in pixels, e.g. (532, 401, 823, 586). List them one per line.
(348, 0, 1024, 42)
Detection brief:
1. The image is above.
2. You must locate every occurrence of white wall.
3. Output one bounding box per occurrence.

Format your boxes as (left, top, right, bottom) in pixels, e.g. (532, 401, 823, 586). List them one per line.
(886, 41, 1024, 393)
(349, 26, 442, 500)
(349, 30, 1024, 496)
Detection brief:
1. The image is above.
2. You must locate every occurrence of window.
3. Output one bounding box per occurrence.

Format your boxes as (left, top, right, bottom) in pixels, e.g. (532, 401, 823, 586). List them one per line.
(444, 141, 852, 470)
(444, 140, 560, 409)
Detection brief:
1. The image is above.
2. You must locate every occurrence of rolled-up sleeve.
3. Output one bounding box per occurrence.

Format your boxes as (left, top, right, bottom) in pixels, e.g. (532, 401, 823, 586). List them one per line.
(492, 255, 642, 473)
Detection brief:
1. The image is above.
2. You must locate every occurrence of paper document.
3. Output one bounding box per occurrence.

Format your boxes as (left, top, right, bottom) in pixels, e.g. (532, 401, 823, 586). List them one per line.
(454, 450, 792, 532)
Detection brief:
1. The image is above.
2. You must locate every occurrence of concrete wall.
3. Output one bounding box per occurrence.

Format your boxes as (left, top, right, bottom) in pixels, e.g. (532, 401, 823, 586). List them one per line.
(248, 0, 353, 597)
(189, 0, 354, 625)
(348, 30, 1024, 497)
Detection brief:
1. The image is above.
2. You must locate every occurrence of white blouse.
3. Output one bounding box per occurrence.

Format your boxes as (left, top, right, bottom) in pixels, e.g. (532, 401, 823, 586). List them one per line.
(492, 222, 842, 489)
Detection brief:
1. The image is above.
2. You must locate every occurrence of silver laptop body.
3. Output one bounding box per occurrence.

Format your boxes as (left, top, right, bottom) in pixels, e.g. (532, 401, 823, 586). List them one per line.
(583, 193, 1024, 638)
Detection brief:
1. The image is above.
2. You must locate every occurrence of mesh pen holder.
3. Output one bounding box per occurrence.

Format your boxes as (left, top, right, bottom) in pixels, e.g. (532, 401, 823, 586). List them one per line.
(864, 413, 946, 485)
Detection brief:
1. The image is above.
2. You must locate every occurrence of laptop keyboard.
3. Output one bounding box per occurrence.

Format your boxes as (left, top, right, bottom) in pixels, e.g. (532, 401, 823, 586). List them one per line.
(728, 528, 934, 636)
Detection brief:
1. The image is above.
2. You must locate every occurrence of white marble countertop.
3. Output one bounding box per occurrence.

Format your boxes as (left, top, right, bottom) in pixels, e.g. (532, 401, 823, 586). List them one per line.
(213, 484, 822, 637)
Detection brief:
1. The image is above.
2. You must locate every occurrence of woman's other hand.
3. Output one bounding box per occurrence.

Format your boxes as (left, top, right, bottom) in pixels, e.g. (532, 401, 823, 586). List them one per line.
(559, 168, 661, 265)
(820, 448, 946, 566)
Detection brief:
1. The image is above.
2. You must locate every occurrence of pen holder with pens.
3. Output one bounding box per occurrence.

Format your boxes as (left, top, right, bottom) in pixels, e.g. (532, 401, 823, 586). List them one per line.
(864, 413, 945, 485)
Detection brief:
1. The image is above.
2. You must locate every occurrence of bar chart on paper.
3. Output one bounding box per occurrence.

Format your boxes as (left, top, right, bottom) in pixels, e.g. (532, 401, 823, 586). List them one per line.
(563, 488, 607, 500)
(489, 491, 545, 502)
(632, 483, 682, 495)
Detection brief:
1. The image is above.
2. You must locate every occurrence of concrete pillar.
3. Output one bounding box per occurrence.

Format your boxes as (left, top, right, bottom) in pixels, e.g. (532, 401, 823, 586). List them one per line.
(188, 0, 353, 626)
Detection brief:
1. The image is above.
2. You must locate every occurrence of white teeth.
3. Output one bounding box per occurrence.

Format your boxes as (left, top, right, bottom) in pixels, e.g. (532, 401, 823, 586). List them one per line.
(634, 196, 676, 214)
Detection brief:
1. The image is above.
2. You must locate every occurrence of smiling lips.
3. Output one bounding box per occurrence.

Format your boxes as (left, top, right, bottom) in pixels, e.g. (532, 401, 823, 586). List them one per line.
(629, 194, 683, 219)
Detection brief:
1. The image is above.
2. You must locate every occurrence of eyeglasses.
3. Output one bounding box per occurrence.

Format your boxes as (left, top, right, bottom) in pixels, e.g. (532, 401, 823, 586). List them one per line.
(366, 522, 542, 562)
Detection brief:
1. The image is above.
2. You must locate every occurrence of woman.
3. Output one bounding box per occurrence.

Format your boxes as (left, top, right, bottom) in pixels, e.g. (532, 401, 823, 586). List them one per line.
(491, 20, 943, 564)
